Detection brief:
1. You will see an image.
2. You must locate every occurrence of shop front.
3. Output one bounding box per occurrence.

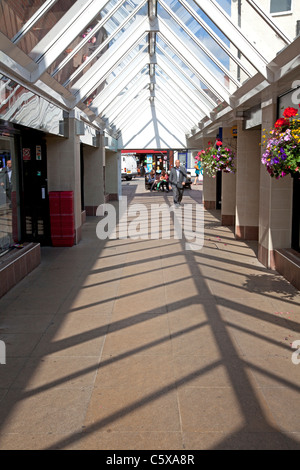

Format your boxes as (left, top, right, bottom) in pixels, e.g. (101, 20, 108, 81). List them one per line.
(0, 125, 21, 256)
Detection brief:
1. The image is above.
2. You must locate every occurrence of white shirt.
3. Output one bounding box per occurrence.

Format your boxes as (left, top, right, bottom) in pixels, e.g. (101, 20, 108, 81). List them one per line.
(7, 168, 12, 183)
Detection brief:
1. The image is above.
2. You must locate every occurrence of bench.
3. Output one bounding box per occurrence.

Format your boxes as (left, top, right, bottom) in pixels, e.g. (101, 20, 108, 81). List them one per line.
(145, 173, 192, 190)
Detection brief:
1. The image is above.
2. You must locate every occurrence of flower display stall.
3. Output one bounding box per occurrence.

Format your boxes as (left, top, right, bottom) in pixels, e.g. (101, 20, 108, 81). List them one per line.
(261, 106, 300, 179)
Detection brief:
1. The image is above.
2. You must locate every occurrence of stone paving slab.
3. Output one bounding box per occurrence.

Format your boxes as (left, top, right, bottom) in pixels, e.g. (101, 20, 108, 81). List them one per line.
(0, 178, 299, 450)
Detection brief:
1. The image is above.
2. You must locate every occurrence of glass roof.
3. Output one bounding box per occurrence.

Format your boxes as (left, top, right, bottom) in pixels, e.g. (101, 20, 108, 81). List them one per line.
(0, 0, 297, 144)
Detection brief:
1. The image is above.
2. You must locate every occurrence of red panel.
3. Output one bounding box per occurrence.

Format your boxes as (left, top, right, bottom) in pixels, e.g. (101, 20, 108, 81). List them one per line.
(49, 192, 61, 214)
(49, 191, 75, 246)
(61, 215, 74, 234)
(50, 215, 62, 236)
(60, 191, 74, 215)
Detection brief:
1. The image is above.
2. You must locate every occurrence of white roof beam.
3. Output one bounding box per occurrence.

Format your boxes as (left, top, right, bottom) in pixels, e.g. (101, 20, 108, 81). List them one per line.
(113, 89, 150, 130)
(159, 0, 241, 89)
(102, 73, 150, 121)
(158, 19, 231, 103)
(52, 0, 127, 78)
(115, 97, 148, 137)
(12, 0, 59, 44)
(155, 86, 197, 129)
(62, 0, 148, 86)
(0, 51, 74, 110)
(112, 94, 149, 130)
(177, 0, 253, 79)
(91, 49, 148, 112)
(156, 54, 213, 116)
(156, 86, 203, 129)
(70, 17, 149, 104)
(30, 0, 115, 80)
(155, 97, 190, 134)
(154, 77, 197, 125)
(156, 44, 216, 110)
(193, 0, 272, 79)
(104, 84, 149, 126)
(155, 72, 205, 123)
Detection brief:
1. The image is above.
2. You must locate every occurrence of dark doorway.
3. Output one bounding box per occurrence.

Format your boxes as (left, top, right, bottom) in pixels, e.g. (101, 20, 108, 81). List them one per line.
(80, 143, 85, 211)
(216, 171, 222, 210)
(20, 130, 51, 245)
(292, 174, 300, 252)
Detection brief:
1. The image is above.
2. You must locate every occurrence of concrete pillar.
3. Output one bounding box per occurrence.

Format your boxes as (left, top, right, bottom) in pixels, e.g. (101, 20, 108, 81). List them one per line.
(203, 172, 216, 210)
(221, 126, 237, 226)
(201, 136, 217, 209)
(221, 172, 236, 225)
(105, 149, 121, 201)
(235, 120, 261, 240)
(83, 139, 105, 216)
(46, 117, 82, 244)
(258, 94, 293, 269)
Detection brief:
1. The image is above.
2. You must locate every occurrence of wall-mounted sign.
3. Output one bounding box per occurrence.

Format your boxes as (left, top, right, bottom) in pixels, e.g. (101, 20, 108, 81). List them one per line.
(36, 145, 42, 160)
(231, 125, 238, 137)
(23, 148, 31, 160)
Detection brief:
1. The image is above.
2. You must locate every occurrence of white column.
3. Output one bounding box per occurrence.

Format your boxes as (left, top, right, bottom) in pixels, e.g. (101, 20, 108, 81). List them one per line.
(235, 121, 261, 240)
(105, 150, 121, 202)
(258, 93, 293, 268)
(46, 116, 82, 243)
(83, 139, 105, 216)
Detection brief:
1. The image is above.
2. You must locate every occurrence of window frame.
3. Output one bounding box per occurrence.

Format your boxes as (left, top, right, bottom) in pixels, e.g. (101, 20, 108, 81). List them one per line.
(270, 0, 293, 16)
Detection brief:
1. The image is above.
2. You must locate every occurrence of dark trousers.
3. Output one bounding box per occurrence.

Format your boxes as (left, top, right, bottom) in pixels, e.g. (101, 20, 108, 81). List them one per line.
(172, 184, 184, 204)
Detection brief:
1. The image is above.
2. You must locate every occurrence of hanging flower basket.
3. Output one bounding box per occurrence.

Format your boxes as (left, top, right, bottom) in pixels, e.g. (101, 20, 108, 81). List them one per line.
(261, 106, 300, 179)
(199, 141, 236, 177)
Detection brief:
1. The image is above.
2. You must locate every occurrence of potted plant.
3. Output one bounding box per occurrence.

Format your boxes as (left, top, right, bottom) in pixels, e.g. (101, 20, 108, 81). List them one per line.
(261, 106, 300, 179)
(199, 141, 236, 177)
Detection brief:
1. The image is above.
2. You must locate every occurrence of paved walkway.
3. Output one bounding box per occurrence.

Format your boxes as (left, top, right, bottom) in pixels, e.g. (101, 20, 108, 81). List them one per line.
(0, 178, 300, 450)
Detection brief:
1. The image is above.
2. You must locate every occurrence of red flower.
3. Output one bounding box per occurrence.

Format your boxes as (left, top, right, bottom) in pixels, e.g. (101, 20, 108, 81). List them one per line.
(283, 107, 298, 118)
(216, 140, 222, 146)
(274, 118, 289, 128)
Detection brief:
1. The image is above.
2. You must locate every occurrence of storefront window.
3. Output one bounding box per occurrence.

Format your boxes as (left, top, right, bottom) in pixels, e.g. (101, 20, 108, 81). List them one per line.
(0, 133, 19, 255)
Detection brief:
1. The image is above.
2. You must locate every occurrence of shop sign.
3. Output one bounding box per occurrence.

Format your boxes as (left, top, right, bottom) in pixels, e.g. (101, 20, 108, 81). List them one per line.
(231, 126, 237, 137)
(23, 148, 31, 160)
(231, 125, 238, 137)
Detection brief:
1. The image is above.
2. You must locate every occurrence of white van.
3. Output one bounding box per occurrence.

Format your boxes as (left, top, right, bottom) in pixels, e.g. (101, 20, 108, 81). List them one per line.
(121, 154, 138, 180)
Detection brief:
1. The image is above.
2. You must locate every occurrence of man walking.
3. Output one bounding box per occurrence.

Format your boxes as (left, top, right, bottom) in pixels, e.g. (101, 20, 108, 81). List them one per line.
(169, 159, 187, 207)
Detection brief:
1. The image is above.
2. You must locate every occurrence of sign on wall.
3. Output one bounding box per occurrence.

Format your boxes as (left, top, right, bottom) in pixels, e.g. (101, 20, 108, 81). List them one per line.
(22, 148, 31, 161)
(36, 145, 42, 160)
